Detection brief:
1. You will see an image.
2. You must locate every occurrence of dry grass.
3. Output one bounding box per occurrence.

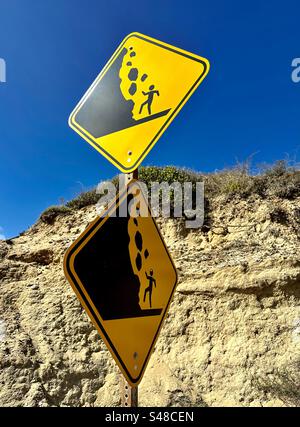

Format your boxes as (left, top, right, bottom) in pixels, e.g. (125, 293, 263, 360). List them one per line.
(255, 362, 300, 407)
(40, 205, 72, 224)
(39, 160, 300, 223)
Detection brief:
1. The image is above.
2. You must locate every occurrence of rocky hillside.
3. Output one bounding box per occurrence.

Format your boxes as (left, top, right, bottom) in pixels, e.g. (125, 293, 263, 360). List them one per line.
(0, 174, 300, 406)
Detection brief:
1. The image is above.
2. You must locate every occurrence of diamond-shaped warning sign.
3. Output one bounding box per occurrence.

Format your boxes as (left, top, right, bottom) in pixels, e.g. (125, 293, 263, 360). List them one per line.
(64, 181, 178, 386)
(69, 32, 210, 173)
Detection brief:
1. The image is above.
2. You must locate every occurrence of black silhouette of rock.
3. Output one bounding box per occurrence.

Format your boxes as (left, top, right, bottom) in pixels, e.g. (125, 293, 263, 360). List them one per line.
(135, 231, 143, 251)
(128, 68, 138, 81)
(129, 82, 137, 95)
(135, 252, 142, 271)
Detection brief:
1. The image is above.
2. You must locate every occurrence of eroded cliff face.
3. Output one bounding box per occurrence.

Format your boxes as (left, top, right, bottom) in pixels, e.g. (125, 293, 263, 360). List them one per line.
(0, 195, 299, 407)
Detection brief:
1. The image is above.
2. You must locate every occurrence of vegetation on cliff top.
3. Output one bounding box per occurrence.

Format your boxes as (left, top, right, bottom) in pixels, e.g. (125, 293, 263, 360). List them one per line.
(40, 160, 300, 224)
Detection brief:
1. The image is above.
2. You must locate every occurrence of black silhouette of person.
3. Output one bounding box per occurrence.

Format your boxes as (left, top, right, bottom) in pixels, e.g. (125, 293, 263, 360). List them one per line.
(139, 85, 160, 115)
(143, 269, 156, 308)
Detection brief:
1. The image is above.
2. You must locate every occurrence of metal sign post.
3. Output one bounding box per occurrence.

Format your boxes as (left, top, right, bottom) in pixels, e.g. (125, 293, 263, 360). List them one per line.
(125, 168, 139, 184)
(120, 168, 139, 407)
(121, 375, 138, 407)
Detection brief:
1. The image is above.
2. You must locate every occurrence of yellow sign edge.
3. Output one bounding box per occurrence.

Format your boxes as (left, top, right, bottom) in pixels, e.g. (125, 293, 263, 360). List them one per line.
(63, 180, 178, 386)
(68, 32, 210, 173)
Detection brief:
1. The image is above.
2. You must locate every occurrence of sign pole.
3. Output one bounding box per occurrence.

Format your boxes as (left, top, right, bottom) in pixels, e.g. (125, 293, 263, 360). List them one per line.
(120, 167, 139, 407)
(120, 375, 138, 407)
(124, 168, 139, 184)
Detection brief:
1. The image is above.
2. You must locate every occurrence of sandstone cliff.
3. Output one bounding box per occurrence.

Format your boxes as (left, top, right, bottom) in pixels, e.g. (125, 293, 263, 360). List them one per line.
(0, 193, 300, 407)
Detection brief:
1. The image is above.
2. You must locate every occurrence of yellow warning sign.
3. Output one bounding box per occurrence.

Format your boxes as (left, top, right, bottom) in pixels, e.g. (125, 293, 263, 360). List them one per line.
(64, 181, 178, 386)
(69, 32, 210, 173)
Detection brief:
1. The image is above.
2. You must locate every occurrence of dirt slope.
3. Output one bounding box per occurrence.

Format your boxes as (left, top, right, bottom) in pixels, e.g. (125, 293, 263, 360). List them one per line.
(0, 195, 300, 406)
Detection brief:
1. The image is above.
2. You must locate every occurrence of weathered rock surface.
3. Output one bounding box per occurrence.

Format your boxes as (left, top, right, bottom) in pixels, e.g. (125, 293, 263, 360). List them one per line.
(0, 195, 300, 407)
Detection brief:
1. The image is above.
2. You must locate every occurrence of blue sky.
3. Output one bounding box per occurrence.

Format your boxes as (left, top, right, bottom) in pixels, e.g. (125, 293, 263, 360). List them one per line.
(0, 0, 299, 238)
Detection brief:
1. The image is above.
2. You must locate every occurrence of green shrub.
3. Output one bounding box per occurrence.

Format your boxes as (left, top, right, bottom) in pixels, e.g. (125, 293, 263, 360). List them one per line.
(40, 205, 72, 224)
(257, 160, 300, 199)
(65, 189, 99, 209)
(139, 165, 199, 188)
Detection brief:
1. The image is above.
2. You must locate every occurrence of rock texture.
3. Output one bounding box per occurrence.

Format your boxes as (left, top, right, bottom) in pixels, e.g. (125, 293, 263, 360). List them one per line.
(0, 195, 300, 407)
